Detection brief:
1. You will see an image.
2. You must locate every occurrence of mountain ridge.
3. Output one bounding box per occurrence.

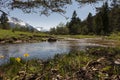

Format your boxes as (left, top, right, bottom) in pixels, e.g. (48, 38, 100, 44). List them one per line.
(8, 17, 37, 31)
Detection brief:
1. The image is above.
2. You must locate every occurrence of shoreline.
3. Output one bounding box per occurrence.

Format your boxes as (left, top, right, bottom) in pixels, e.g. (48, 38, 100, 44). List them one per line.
(0, 37, 48, 44)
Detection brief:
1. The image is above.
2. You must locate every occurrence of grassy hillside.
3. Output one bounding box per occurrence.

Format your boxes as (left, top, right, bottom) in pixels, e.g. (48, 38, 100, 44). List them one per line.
(0, 29, 49, 43)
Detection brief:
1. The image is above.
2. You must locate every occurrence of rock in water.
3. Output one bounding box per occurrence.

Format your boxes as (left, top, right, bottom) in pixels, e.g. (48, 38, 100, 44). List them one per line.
(48, 37, 57, 42)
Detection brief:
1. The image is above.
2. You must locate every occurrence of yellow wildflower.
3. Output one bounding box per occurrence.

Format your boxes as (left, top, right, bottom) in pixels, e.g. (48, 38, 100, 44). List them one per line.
(0, 55, 4, 59)
(24, 53, 29, 57)
(16, 57, 21, 63)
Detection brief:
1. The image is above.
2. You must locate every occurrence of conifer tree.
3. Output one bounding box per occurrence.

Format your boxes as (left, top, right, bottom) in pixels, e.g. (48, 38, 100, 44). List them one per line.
(0, 12, 9, 29)
(68, 10, 81, 34)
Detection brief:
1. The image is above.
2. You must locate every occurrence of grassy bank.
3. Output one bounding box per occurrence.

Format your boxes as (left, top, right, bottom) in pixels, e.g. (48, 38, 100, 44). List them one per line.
(2, 29, 120, 43)
(0, 47, 120, 79)
(0, 29, 50, 43)
(56, 35, 98, 40)
(106, 32, 120, 41)
(57, 33, 120, 41)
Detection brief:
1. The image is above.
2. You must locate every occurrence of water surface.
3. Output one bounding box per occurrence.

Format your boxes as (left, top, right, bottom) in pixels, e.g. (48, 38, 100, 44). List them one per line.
(0, 38, 116, 64)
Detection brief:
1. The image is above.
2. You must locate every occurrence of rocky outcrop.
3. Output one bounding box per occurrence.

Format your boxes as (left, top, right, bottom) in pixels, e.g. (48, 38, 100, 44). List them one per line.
(48, 37, 57, 42)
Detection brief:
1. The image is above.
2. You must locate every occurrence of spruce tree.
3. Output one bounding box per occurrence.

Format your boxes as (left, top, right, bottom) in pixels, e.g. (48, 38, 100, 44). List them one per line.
(101, 2, 110, 35)
(68, 10, 81, 34)
(94, 2, 110, 35)
(86, 12, 93, 34)
(0, 12, 9, 29)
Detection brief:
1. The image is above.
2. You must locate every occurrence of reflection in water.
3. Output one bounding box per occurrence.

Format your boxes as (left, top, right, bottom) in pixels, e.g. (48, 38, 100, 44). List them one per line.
(0, 39, 105, 64)
(0, 45, 10, 64)
(68, 41, 80, 52)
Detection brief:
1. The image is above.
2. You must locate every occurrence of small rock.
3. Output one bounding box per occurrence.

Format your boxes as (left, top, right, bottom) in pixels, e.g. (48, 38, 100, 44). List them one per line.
(14, 40, 22, 43)
(57, 75, 62, 79)
(48, 37, 57, 42)
(52, 77, 57, 80)
(114, 59, 120, 65)
(0, 41, 5, 44)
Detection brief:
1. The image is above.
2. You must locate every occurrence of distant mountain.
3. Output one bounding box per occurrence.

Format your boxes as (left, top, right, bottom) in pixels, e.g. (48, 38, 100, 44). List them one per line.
(8, 17, 37, 31)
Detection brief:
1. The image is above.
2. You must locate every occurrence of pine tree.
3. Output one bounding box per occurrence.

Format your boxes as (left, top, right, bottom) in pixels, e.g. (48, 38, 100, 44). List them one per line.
(94, 12, 103, 35)
(109, 4, 120, 32)
(0, 12, 9, 29)
(101, 2, 110, 35)
(86, 12, 93, 34)
(68, 10, 81, 34)
(94, 2, 110, 35)
(72, 11, 77, 20)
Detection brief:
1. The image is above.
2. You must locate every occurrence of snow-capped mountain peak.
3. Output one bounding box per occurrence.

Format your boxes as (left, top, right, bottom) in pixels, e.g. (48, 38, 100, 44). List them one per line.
(8, 17, 26, 26)
(8, 17, 37, 31)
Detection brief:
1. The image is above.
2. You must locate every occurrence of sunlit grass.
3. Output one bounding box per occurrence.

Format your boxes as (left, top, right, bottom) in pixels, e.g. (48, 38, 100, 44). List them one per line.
(0, 29, 48, 39)
(0, 29, 49, 43)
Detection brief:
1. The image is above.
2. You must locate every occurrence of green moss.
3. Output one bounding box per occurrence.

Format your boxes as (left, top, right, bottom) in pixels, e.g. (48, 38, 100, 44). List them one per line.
(102, 66, 112, 71)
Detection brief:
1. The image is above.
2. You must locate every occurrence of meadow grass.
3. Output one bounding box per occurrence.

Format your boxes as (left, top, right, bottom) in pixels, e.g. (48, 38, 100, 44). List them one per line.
(106, 32, 120, 40)
(1, 47, 120, 79)
(57, 35, 98, 39)
(69, 35, 97, 39)
(0, 29, 50, 43)
(0, 29, 48, 39)
(0, 51, 94, 79)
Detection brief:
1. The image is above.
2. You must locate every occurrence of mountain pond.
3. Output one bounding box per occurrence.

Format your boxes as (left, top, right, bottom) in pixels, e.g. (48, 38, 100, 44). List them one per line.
(0, 38, 119, 64)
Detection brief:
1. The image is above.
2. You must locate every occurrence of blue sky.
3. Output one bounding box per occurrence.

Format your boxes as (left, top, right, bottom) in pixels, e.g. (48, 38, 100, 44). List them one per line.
(9, 1, 103, 30)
